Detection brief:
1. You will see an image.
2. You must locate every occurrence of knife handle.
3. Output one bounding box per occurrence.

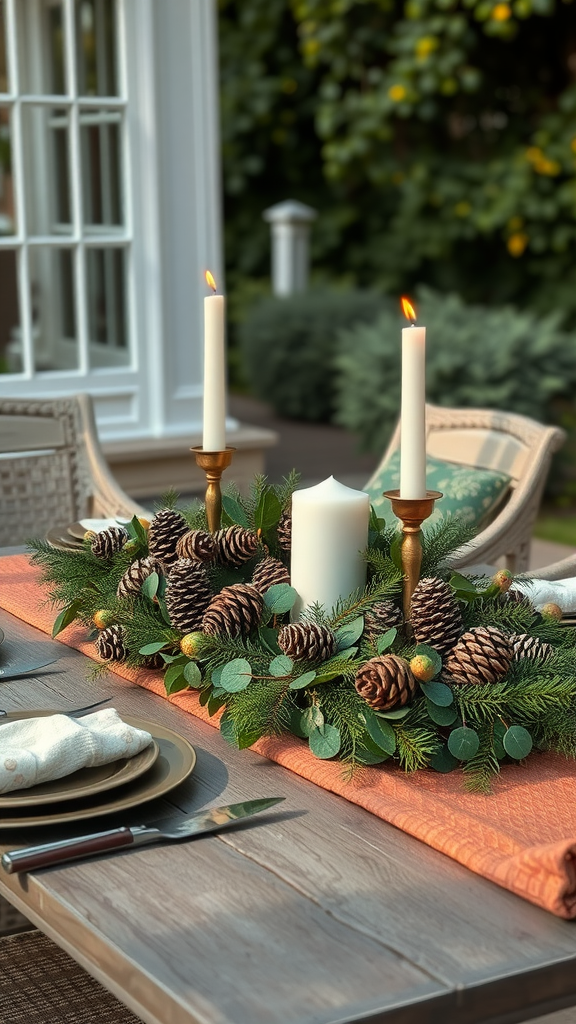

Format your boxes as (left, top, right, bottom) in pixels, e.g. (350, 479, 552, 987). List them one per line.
(1, 827, 135, 874)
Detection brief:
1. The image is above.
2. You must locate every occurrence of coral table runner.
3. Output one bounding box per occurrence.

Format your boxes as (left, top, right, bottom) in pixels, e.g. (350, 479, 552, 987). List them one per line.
(2, 553, 576, 919)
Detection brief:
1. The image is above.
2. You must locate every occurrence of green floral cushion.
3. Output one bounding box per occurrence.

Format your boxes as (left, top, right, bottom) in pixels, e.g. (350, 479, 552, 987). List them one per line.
(365, 451, 511, 532)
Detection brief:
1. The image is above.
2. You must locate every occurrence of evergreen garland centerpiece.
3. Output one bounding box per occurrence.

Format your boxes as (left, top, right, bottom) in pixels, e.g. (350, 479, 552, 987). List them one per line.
(29, 474, 576, 793)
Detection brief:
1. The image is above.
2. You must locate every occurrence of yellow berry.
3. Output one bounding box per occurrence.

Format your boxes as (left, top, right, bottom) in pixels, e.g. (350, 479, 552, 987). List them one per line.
(138, 517, 151, 530)
(541, 602, 563, 620)
(492, 569, 513, 593)
(180, 632, 204, 658)
(410, 654, 436, 683)
(93, 609, 114, 629)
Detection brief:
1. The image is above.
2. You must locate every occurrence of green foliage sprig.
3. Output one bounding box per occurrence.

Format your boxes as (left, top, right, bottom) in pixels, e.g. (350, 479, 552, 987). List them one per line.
(29, 478, 576, 792)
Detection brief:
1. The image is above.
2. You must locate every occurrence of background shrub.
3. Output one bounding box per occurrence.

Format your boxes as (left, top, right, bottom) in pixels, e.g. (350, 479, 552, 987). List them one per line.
(238, 288, 387, 420)
(334, 287, 576, 455)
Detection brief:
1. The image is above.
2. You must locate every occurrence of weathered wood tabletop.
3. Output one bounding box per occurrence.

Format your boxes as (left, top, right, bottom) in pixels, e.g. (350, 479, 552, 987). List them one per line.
(1, 606, 576, 1024)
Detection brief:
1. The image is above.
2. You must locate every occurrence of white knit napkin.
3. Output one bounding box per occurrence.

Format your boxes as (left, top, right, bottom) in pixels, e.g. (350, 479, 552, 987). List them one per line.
(0, 709, 153, 795)
(512, 578, 576, 615)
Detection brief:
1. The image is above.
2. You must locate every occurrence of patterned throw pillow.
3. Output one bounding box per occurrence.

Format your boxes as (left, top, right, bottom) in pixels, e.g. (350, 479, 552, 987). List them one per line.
(365, 451, 511, 532)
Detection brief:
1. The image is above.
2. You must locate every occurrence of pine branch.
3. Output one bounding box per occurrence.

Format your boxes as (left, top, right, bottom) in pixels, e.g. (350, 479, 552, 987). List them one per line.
(421, 517, 476, 578)
(462, 730, 501, 794)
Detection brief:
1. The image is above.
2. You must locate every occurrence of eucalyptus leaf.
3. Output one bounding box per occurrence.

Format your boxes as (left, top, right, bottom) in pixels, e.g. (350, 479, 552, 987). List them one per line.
(219, 712, 237, 745)
(141, 572, 160, 601)
(334, 616, 364, 651)
(425, 698, 458, 726)
(138, 641, 166, 656)
(236, 726, 262, 749)
(208, 693, 227, 717)
(289, 669, 318, 690)
(503, 725, 533, 760)
(449, 572, 478, 593)
(309, 723, 341, 759)
(355, 746, 390, 766)
(254, 489, 282, 531)
(362, 708, 396, 755)
(429, 745, 460, 773)
(375, 706, 411, 720)
(289, 708, 309, 739)
(52, 599, 82, 638)
(369, 506, 386, 534)
(269, 654, 293, 677)
(220, 658, 252, 693)
(420, 680, 453, 707)
(222, 495, 249, 528)
(376, 627, 397, 654)
(211, 666, 223, 686)
(314, 650, 358, 683)
(183, 661, 202, 687)
(448, 726, 480, 761)
(258, 626, 281, 655)
(164, 670, 188, 695)
(300, 705, 324, 736)
(263, 583, 298, 615)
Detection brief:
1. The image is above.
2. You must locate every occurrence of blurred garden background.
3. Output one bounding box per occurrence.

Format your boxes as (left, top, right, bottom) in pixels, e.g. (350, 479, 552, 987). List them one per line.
(219, 0, 576, 544)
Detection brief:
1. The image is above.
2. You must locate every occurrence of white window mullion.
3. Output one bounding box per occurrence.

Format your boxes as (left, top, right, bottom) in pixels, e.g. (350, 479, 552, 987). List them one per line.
(63, 0, 88, 375)
(6, 0, 33, 376)
(118, 0, 135, 372)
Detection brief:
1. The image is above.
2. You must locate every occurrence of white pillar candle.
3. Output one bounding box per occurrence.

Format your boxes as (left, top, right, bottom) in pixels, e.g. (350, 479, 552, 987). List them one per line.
(400, 298, 426, 499)
(203, 271, 226, 451)
(290, 476, 370, 619)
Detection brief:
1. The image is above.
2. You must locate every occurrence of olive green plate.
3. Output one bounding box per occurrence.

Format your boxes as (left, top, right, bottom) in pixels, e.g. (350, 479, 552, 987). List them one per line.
(0, 716, 196, 829)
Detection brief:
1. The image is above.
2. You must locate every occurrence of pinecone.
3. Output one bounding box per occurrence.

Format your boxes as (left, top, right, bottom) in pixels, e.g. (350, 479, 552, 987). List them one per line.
(510, 633, 554, 663)
(355, 654, 418, 711)
(214, 526, 259, 567)
(504, 588, 536, 614)
(364, 600, 403, 640)
(90, 526, 128, 559)
(252, 556, 290, 594)
(95, 624, 128, 662)
(278, 623, 336, 663)
(165, 559, 212, 633)
(116, 556, 163, 599)
(410, 576, 463, 655)
(176, 530, 216, 563)
(277, 509, 292, 552)
(142, 651, 166, 670)
(203, 583, 263, 638)
(147, 508, 189, 570)
(444, 626, 513, 685)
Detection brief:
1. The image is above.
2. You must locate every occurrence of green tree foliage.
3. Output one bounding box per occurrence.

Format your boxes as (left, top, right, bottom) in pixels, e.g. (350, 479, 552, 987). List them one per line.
(219, 0, 576, 321)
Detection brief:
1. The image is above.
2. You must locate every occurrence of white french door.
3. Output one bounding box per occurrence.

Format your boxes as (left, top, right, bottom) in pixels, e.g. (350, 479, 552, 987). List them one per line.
(0, 0, 223, 441)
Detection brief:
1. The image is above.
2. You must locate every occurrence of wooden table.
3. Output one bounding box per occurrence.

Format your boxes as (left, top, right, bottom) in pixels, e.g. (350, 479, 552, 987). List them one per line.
(1, 607, 576, 1024)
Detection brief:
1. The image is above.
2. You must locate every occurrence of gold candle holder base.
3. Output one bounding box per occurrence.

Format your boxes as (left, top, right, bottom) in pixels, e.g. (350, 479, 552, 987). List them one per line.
(191, 447, 236, 533)
(383, 489, 443, 629)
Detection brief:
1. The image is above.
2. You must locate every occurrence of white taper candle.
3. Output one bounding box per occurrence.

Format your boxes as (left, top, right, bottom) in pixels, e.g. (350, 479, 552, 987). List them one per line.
(203, 272, 226, 452)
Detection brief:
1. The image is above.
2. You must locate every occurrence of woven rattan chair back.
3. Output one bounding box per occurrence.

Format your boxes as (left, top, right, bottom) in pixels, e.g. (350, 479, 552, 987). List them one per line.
(368, 405, 566, 573)
(0, 394, 148, 546)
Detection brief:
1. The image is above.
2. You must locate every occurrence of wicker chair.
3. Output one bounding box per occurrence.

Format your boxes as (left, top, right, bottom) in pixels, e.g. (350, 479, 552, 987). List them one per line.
(368, 405, 566, 573)
(0, 394, 149, 546)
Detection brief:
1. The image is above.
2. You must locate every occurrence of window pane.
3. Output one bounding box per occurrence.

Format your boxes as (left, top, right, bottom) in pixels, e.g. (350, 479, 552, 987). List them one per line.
(22, 105, 72, 235)
(0, 104, 16, 234)
(0, 1, 8, 93)
(29, 246, 78, 371)
(17, 1, 67, 94)
(0, 249, 21, 373)
(86, 247, 128, 366)
(80, 109, 122, 229)
(76, 0, 118, 97)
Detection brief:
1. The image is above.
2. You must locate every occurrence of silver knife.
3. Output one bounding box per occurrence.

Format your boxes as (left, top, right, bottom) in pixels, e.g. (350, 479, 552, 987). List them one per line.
(1, 797, 285, 874)
(0, 660, 60, 681)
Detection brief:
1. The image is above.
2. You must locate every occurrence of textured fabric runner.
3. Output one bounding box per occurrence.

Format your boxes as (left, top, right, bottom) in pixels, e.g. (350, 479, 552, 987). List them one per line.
(2, 553, 576, 919)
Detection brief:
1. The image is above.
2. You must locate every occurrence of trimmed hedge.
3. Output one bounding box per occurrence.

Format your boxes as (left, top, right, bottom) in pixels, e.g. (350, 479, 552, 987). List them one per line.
(238, 288, 387, 421)
(334, 287, 576, 454)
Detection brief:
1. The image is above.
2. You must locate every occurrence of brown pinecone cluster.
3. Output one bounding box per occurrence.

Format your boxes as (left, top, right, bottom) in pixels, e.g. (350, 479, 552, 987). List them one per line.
(278, 622, 335, 663)
(91, 526, 128, 559)
(203, 583, 263, 638)
(355, 654, 418, 711)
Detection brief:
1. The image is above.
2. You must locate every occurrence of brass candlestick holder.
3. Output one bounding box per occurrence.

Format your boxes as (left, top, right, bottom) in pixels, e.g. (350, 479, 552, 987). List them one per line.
(191, 447, 236, 533)
(383, 489, 442, 629)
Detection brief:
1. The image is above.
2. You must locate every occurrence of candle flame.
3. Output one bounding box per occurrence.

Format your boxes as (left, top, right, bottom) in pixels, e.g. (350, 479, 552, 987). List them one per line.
(401, 296, 417, 322)
(205, 270, 217, 293)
